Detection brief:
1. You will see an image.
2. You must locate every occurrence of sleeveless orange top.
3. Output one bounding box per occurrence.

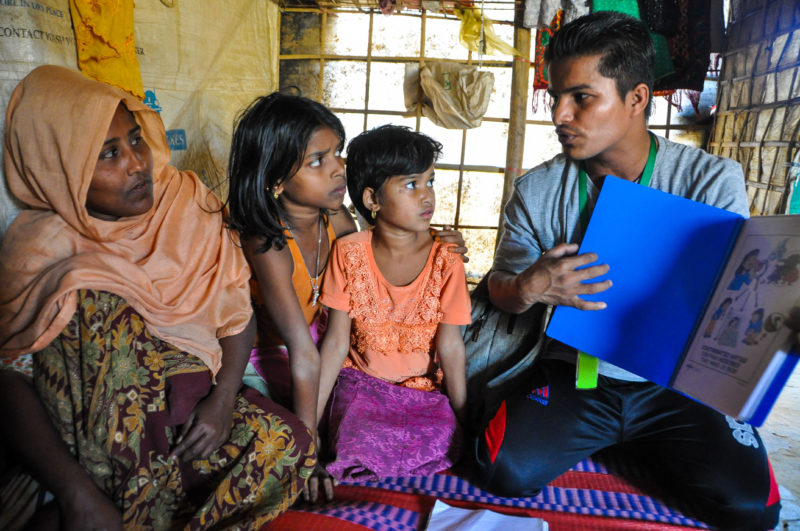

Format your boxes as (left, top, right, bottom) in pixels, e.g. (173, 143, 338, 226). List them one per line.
(251, 219, 336, 348)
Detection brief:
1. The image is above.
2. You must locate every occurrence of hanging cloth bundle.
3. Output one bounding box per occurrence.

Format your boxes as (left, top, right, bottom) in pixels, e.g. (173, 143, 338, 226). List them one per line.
(403, 62, 494, 129)
(454, 8, 520, 57)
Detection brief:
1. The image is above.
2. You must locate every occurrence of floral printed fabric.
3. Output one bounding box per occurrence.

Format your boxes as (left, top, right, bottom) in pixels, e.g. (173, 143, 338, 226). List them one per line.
(0, 354, 32, 378)
(31, 289, 315, 530)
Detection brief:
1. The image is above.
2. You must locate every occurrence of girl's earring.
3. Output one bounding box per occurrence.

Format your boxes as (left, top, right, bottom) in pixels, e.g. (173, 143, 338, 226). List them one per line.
(273, 190, 279, 200)
(371, 210, 377, 220)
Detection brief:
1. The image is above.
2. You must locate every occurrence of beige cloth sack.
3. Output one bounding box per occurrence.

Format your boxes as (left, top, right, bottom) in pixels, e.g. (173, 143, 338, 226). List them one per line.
(404, 62, 494, 129)
(0, 0, 76, 238)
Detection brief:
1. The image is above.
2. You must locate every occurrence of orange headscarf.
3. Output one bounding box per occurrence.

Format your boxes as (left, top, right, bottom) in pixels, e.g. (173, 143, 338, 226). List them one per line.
(0, 65, 252, 375)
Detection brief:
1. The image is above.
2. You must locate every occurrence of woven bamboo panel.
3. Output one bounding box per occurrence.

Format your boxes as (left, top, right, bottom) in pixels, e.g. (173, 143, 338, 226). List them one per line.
(708, 0, 800, 215)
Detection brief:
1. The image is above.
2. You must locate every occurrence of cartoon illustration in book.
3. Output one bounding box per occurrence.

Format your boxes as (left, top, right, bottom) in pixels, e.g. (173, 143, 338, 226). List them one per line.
(766, 253, 800, 286)
(704, 297, 732, 338)
(767, 238, 788, 262)
(727, 249, 767, 291)
(717, 317, 741, 348)
(742, 308, 765, 345)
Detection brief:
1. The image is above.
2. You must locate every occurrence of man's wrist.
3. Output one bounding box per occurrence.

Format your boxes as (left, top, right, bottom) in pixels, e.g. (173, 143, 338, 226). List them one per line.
(516, 266, 545, 307)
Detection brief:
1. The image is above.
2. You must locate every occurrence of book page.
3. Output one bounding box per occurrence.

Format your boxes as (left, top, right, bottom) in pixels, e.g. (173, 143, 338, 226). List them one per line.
(675, 215, 800, 417)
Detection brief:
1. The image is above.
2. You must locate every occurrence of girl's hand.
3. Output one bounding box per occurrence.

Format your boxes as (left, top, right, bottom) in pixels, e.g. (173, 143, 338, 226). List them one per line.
(431, 225, 469, 262)
(303, 460, 336, 504)
(170, 392, 234, 461)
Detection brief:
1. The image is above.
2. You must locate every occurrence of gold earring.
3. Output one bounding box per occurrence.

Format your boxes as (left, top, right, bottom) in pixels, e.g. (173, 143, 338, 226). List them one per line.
(273, 190, 279, 200)
(371, 210, 377, 220)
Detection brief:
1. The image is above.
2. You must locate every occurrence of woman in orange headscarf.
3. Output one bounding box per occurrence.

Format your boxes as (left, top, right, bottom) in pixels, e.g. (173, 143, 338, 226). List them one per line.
(0, 65, 314, 530)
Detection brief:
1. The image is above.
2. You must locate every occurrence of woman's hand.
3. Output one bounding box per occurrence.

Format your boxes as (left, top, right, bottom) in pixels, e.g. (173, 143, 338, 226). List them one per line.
(303, 460, 336, 504)
(170, 391, 234, 461)
(431, 225, 469, 262)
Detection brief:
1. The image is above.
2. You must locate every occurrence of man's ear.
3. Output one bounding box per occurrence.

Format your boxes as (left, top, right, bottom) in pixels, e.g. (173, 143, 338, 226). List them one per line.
(629, 82, 650, 117)
(362, 186, 380, 214)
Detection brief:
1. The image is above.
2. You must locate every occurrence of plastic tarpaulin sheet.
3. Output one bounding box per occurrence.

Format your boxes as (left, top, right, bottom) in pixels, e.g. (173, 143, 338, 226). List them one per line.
(0, 0, 280, 239)
(0, 0, 76, 236)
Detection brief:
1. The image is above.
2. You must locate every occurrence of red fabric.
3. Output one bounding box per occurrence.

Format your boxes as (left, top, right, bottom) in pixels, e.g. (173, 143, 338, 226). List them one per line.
(532, 10, 564, 90)
(766, 459, 781, 506)
(484, 399, 507, 464)
(549, 470, 648, 495)
(263, 512, 368, 531)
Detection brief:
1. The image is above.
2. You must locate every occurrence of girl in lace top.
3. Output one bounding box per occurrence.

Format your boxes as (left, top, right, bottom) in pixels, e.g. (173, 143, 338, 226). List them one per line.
(317, 125, 472, 481)
(225, 94, 468, 501)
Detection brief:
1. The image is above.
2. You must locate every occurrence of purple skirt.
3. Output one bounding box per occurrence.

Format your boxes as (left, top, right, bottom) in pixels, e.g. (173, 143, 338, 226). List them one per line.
(325, 368, 461, 481)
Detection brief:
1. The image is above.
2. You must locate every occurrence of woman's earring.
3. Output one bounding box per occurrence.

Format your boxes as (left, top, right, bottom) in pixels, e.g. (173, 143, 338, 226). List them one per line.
(273, 190, 279, 200)
(371, 210, 377, 220)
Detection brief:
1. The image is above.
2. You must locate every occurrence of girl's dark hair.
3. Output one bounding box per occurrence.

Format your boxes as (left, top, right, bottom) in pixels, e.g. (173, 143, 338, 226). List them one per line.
(346, 125, 442, 222)
(545, 11, 655, 117)
(226, 91, 345, 252)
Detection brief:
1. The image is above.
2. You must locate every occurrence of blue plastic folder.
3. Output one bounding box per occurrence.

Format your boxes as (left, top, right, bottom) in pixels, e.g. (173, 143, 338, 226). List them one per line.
(546, 177, 800, 425)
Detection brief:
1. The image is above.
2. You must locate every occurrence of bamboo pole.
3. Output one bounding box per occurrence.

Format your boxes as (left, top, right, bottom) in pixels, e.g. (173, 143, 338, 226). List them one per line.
(496, 5, 531, 246)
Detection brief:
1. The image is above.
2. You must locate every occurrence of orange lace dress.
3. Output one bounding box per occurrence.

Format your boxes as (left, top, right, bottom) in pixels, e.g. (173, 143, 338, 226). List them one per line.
(320, 230, 471, 390)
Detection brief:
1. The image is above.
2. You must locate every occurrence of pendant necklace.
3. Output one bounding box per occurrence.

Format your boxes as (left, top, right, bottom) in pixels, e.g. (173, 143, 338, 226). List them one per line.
(287, 213, 323, 307)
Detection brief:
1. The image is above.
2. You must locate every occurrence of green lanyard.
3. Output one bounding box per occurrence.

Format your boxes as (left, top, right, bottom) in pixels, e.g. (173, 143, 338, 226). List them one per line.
(575, 133, 657, 389)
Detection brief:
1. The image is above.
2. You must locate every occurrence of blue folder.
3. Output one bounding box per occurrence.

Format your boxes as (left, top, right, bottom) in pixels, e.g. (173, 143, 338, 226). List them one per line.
(546, 176, 744, 387)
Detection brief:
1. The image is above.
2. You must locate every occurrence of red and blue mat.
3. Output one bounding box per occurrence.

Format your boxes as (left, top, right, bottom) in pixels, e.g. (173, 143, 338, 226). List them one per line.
(265, 452, 709, 530)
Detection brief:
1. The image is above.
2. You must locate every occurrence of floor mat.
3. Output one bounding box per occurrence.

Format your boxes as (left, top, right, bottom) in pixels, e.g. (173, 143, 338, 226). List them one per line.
(265, 452, 709, 530)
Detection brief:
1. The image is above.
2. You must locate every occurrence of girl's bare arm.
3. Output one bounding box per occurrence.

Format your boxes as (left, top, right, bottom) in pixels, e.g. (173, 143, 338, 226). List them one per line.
(436, 323, 467, 424)
(246, 238, 321, 441)
(329, 204, 358, 237)
(316, 308, 352, 425)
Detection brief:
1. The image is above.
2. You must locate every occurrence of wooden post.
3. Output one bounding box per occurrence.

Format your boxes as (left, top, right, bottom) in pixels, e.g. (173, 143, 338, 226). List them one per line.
(497, 4, 531, 246)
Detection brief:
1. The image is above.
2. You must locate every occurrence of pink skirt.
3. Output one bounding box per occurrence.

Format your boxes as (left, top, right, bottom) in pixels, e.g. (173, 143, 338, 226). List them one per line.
(324, 368, 461, 481)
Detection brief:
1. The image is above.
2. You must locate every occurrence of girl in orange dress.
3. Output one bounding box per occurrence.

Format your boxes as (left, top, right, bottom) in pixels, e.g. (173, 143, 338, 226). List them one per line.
(317, 125, 471, 481)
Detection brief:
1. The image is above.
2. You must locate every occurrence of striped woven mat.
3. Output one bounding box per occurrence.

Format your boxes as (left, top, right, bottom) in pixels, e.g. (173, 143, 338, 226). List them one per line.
(265, 452, 709, 530)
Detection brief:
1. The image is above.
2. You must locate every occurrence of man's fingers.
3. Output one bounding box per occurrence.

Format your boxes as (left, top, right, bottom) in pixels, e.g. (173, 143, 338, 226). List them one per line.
(573, 298, 608, 311)
(545, 242, 580, 259)
(575, 263, 611, 282)
(580, 278, 613, 294)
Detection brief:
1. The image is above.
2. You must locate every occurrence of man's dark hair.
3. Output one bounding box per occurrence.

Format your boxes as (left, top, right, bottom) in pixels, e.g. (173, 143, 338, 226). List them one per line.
(545, 11, 655, 117)
(346, 125, 442, 222)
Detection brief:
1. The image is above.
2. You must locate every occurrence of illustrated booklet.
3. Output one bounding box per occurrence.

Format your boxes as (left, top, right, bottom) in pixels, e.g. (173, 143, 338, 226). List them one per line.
(546, 176, 800, 426)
